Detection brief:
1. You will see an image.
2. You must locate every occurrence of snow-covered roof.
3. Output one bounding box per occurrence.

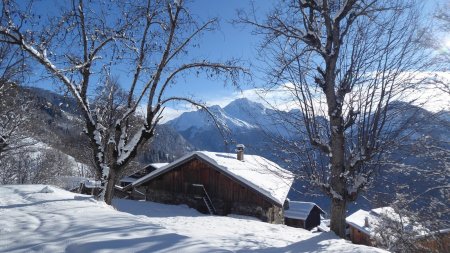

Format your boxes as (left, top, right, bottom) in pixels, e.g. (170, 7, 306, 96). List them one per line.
(346, 207, 427, 237)
(119, 176, 137, 183)
(284, 201, 325, 220)
(132, 151, 294, 205)
(414, 228, 450, 239)
(346, 209, 373, 236)
(83, 180, 101, 188)
(146, 163, 169, 169)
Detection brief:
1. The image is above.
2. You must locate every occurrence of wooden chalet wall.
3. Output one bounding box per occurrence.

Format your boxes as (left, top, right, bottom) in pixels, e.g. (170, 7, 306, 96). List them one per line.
(305, 206, 321, 230)
(285, 217, 305, 229)
(137, 158, 284, 223)
(348, 226, 373, 246)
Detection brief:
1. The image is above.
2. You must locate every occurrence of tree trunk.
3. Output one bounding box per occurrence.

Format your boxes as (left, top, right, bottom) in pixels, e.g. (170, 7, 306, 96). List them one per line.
(329, 113, 347, 237)
(104, 168, 117, 205)
(330, 198, 347, 238)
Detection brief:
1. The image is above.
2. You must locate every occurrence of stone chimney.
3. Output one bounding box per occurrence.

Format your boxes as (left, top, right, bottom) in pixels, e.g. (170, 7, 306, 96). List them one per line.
(236, 144, 245, 161)
(364, 216, 369, 227)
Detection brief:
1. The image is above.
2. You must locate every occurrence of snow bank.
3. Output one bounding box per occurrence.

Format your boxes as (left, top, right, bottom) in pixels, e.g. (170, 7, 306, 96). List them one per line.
(0, 185, 387, 253)
(113, 199, 388, 253)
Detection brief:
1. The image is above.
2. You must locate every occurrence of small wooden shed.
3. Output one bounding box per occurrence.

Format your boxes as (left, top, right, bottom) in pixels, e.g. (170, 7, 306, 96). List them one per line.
(284, 201, 325, 230)
(130, 150, 294, 223)
(346, 209, 375, 246)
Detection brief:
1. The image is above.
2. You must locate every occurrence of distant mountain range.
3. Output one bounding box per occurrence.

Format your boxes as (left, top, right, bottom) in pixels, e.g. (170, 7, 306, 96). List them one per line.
(167, 97, 450, 219)
(12, 87, 449, 224)
(167, 98, 300, 158)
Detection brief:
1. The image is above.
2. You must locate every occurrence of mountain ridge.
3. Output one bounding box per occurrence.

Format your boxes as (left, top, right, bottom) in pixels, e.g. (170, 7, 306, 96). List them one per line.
(166, 97, 450, 220)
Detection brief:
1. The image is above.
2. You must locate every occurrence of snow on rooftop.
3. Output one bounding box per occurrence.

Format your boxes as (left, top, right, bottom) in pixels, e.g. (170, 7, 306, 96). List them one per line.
(284, 201, 324, 220)
(133, 151, 295, 205)
(198, 151, 294, 205)
(346, 209, 374, 236)
(119, 176, 137, 183)
(346, 207, 428, 237)
(83, 180, 101, 188)
(148, 163, 169, 169)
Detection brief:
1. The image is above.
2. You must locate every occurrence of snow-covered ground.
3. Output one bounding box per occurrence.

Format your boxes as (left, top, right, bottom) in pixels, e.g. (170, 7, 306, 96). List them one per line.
(0, 185, 387, 253)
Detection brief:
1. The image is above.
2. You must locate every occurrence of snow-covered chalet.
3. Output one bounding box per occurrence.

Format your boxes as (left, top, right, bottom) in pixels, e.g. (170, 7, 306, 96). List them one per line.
(125, 146, 294, 223)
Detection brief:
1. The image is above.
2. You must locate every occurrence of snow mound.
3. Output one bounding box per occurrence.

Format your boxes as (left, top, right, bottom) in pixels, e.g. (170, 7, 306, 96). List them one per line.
(39, 185, 54, 193)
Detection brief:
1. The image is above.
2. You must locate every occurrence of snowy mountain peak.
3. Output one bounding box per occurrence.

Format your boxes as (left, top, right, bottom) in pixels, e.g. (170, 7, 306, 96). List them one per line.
(166, 98, 292, 152)
(167, 99, 263, 133)
(224, 98, 266, 114)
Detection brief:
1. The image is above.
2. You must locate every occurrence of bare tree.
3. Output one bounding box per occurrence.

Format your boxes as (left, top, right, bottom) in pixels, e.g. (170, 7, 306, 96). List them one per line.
(239, 0, 433, 237)
(0, 146, 76, 186)
(0, 0, 247, 204)
(0, 152, 34, 184)
(0, 41, 29, 160)
(371, 206, 427, 253)
(32, 148, 74, 185)
(430, 4, 450, 95)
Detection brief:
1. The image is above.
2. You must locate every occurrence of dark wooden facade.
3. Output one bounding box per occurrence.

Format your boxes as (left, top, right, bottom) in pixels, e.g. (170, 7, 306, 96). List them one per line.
(136, 157, 284, 223)
(285, 217, 305, 228)
(348, 225, 373, 246)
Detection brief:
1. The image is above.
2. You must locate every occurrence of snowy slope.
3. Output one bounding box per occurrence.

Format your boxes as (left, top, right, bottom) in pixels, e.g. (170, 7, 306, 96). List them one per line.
(0, 185, 387, 253)
(28, 139, 89, 172)
(18, 86, 193, 166)
(2, 138, 94, 189)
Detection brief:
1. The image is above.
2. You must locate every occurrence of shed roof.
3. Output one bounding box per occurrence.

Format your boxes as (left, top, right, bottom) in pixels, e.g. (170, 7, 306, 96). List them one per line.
(346, 209, 373, 236)
(132, 151, 294, 205)
(346, 207, 428, 237)
(284, 201, 325, 220)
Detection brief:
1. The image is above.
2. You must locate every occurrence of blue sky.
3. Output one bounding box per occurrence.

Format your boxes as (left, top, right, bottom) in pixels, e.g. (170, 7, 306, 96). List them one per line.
(155, 0, 450, 120)
(160, 0, 274, 105)
(27, 0, 275, 110)
(24, 0, 449, 120)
